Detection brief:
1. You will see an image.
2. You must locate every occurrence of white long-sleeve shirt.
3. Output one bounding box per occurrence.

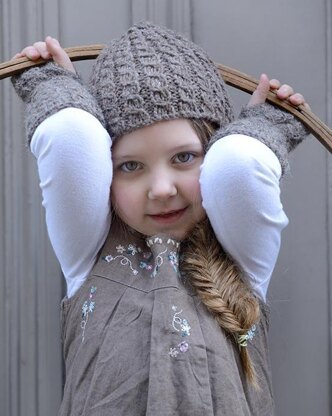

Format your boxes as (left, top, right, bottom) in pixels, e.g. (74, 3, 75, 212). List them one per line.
(31, 107, 288, 301)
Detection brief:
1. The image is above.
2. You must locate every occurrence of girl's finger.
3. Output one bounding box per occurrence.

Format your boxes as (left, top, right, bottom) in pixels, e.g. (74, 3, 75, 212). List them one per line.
(21, 46, 41, 60)
(33, 41, 51, 60)
(248, 73, 270, 107)
(269, 79, 281, 90)
(288, 93, 305, 106)
(45, 36, 76, 73)
(289, 94, 311, 111)
(276, 84, 294, 100)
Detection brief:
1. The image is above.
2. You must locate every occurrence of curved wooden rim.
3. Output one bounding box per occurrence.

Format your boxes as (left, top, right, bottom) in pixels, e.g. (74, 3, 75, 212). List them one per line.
(1, 44, 331, 153)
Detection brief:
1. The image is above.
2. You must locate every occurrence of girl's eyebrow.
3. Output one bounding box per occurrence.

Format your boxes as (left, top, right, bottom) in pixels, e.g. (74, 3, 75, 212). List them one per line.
(170, 143, 203, 152)
(112, 154, 139, 162)
(113, 142, 203, 161)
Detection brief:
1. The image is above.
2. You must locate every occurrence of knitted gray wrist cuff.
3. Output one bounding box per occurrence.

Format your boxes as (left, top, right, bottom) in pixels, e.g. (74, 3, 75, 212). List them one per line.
(209, 103, 309, 174)
(11, 62, 105, 145)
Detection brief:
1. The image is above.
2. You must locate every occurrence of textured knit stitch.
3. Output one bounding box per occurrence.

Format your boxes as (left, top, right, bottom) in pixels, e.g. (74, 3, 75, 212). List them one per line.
(11, 63, 105, 144)
(209, 103, 309, 175)
(88, 21, 234, 140)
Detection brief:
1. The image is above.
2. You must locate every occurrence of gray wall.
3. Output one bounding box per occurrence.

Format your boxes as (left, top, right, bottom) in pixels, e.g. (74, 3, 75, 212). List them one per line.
(0, 0, 331, 415)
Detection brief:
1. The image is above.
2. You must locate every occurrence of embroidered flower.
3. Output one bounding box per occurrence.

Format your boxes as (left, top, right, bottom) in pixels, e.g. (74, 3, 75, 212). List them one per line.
(116, 245, 126, 254)
(103, 238, 179, 278)
(247, 325, 257, 341)
(237, 324, 257, 348)
(168, 251, 179, 272)
(178, 341, 189, 353)
(88, 301, 95, 313)
(127, 244, 139, 255)
(81, 286, 97, 343)
(139, 261, 153, 271)
(180, 319, 191, 337)
(82, 301, 89, 317)
(169, 347, 179, 358)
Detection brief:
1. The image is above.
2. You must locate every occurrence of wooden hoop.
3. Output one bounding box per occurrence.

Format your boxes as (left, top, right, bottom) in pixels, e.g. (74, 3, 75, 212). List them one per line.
(1, 44, 331, 153)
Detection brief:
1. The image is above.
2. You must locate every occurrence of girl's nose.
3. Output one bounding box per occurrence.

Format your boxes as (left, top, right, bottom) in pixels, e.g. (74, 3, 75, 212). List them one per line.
(147, 175, 177, 201)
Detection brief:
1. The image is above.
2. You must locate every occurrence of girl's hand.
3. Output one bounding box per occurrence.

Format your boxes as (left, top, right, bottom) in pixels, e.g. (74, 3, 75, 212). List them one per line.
(248, 73, 311, 111)
(11, 37, 76, 74)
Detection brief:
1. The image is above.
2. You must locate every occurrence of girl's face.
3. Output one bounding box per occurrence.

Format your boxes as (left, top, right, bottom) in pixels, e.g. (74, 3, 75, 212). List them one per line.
(111, 119, 206, 240)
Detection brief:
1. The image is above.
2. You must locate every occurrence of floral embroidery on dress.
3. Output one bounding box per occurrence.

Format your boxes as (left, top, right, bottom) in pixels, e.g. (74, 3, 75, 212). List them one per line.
(151, 248, 168, 277)
(81, 286, 97, 343)
(127, 244, 140, 255)
(146, 238, 180, 277)
(102, 238, 180, 278)
(169, 305, 191, 357)
(139, 251, 153, 271)
(102, 244, 144, 275)
(115, 245, 126, 254)
(168, 251, 179, 272)
(169, 347, 179, 358)
(237, 324, 257, 348)
(146, 237, 180, 249)
(103, 253, 139, 275)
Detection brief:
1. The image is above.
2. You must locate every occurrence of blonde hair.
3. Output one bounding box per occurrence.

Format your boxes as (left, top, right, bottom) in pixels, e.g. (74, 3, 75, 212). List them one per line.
(182, 119, 261, 386)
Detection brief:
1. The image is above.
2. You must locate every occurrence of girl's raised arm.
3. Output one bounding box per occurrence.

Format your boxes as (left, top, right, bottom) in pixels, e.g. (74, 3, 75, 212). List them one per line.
(11, 39, 112, 297)
(201, 76, 309, 301)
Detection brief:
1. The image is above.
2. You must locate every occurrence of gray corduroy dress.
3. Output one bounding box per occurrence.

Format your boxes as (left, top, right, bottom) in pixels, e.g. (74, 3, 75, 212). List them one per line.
(59, 221, 274, 416)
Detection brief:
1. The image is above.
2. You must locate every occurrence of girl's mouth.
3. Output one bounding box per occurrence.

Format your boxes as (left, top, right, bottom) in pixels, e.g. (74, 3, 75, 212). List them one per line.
(148, 208, 187, 223)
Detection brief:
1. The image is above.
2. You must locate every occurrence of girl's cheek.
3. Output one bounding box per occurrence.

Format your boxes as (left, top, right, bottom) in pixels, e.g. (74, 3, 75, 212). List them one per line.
(112, 180, 140, 206)
(187, 176, 201, 195)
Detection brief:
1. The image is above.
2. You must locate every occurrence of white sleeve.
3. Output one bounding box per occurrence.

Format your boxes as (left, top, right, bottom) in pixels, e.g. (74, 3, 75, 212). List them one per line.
(200, 134, 289, 301)
(30, 108, 113, 298)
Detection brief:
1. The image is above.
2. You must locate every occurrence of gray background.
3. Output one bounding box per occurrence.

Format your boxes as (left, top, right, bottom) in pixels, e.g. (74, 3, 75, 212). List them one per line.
(0, 0, 331, 415)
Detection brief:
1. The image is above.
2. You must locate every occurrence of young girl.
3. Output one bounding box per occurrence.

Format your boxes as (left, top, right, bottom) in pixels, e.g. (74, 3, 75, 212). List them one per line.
(12, 22, 309, 415)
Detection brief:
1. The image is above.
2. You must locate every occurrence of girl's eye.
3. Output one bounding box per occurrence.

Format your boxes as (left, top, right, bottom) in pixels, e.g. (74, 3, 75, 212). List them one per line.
(174, 152, 195, 163)
(119, 161, 141, 172)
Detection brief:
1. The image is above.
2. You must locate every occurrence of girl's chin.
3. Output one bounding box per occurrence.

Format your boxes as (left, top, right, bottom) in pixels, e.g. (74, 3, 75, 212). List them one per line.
(143, 222, 202, 242)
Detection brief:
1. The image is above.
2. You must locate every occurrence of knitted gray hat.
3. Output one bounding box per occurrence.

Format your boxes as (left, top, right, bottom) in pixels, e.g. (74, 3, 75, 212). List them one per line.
(11, 20, 307, 167)
(89, 21, 234, 140)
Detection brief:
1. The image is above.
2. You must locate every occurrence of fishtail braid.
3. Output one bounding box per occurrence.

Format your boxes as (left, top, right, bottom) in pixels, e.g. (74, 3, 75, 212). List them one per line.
(180, 217, 260, 387)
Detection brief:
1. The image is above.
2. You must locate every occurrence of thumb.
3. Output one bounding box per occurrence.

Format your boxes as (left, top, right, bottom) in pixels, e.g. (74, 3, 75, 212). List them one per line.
(45, 36, 76, 74)
(248, 73, 270, 107)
